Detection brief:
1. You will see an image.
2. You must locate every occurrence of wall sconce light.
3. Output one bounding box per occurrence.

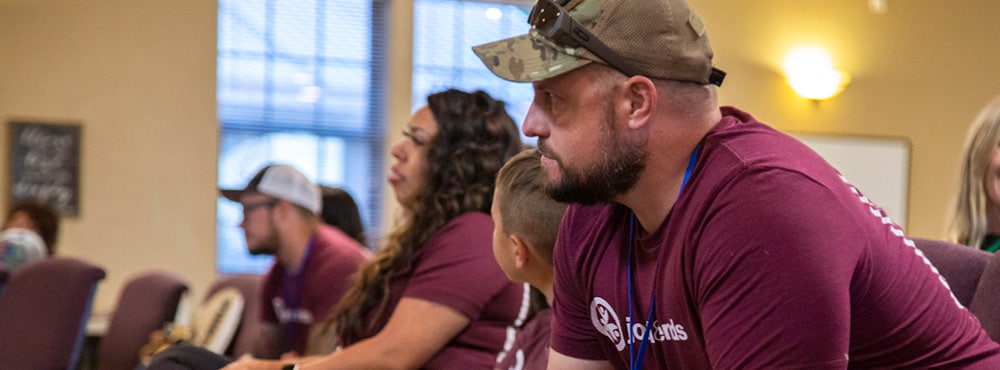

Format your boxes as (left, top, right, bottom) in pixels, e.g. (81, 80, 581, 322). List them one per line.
(782, 46, 850, 101)
(869, 0, 889, 14)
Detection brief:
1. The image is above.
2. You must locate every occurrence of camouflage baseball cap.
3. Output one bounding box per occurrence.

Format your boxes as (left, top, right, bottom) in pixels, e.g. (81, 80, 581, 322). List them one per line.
(473, 0, 722, 85)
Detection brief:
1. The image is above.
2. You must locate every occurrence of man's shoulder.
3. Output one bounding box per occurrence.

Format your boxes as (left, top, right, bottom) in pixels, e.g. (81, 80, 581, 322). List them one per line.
(564, 204, 620, 229)
(312, 224, 371, 260)
(703, 108, 834, 184)
(707, 108, 796, 157)
(557, 204, 624, 259)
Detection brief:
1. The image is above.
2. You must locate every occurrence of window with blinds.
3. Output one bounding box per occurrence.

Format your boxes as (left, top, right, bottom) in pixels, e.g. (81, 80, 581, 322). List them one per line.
(412, 0, 536, 137)
(216, 0, 534, 274)
(216, 0, 386, 274)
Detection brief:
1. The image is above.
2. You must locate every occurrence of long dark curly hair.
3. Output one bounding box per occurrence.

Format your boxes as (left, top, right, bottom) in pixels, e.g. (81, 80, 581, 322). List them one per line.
(327, 89, 523, 344)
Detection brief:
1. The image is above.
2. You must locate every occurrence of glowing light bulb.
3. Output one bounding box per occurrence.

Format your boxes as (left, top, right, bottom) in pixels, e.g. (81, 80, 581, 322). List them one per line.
(783, 46, 849, 101)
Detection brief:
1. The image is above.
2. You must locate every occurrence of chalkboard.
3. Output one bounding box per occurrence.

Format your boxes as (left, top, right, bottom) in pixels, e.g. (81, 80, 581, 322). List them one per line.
(791, 133, 910, 229)
(8, 121, 82, 217)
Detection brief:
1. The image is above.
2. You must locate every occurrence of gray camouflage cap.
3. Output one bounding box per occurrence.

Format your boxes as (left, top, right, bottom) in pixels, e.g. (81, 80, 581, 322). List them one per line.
(473, 0, 720, 84)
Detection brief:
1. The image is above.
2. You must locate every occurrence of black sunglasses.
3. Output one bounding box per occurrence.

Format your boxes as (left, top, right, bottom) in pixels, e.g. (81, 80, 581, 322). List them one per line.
(528, 0, 641, 77)
(527, 0, 726, 86)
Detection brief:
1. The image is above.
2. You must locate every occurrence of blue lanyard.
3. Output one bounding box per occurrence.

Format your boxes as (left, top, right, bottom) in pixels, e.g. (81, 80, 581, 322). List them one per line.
(627, 145, 699, 370)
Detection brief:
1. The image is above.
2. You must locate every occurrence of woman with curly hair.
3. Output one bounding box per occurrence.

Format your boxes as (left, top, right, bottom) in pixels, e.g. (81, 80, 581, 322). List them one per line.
(214, 89, 527, 370)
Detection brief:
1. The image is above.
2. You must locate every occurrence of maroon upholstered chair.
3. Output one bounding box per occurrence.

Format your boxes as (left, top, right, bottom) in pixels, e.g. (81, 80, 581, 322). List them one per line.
(0, 268, 8, 298)
(205, 274, 263, 358)
(912, 237, 991, 307)
(0, 257, 106, 370)
(98, 270, 189, 370)
(970, 250, 1000, 342)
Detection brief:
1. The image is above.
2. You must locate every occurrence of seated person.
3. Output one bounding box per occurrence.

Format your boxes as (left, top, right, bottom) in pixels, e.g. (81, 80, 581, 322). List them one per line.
(151, 88, 526, 370)
(475, 0, 1000, 366)
(0, 227, 47, 272)
(949, 95, 1000, 251)
(491, 149, 567, 370)
(220, 164, 371, 358)
(0, 201, 60, 271)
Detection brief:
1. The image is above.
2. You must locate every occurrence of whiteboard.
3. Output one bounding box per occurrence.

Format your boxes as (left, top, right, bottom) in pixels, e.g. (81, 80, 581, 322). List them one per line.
(790, 133, 911, 228)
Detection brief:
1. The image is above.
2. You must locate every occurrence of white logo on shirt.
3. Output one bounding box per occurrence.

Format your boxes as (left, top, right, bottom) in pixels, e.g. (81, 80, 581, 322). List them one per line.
(591, 297, 690, 351)
(591, 297, 626, 351)
(272, 297, 314, 324)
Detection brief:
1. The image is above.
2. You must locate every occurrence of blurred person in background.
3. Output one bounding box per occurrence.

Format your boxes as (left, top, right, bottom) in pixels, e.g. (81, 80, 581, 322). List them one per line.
(0, 200, 59, 271)
(949, 95, 1000, 251)
(319, 186, 367, 248)
(220, 164, 370, 358)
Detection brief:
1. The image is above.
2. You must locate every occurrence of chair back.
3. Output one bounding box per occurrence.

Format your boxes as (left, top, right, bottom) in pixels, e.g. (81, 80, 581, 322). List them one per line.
(98, 270, 188, 370)
(912, 237, 990, 307)
(971, 250, 1000, 342)
(205, 274, 263, 358)
(0, 257, 106, 370)
(0, 268, 8, 298)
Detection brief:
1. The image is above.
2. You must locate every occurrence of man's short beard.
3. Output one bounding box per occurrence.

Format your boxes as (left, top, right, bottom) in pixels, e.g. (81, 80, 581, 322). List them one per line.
(248, 244, 278, 256)
(247, 223, 281, 256)
(545, 106, 647, 205)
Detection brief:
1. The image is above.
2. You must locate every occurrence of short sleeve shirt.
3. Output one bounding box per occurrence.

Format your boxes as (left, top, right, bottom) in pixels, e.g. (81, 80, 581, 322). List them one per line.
(344, 212, 528, 370)
(261, 224, 370, 354)
(550, 107, 1000, 369)
(495, 309, 551, 370)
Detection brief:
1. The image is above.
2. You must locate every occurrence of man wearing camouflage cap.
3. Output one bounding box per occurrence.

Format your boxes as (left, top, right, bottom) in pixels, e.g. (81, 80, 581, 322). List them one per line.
(475, 0, 1000, 368)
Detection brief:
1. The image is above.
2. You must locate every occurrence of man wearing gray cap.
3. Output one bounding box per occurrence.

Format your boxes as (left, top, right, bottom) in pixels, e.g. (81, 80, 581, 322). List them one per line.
(220, 164, 370, 358)
(474, 0, 1000, 368)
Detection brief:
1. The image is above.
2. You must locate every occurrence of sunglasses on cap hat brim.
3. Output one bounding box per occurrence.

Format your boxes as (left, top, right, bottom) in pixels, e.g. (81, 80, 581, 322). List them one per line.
(528, 0, 641, 77)
(528, 0, 726, 86)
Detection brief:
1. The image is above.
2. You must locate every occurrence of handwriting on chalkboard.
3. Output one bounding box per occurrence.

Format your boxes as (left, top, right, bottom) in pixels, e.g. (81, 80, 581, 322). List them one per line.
(8, 121, 81, 217)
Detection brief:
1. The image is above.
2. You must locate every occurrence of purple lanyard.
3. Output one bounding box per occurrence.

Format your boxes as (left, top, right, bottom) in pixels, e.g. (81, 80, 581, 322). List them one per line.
(281, 236, 316, 347)
(627, 145, 699, 370)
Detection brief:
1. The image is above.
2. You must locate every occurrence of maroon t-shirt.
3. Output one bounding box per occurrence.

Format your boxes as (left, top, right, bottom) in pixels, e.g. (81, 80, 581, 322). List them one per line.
(261, 224, 370, 354)
(343, 212, 528, 370)
(495, 309, 551, 370)
(550, 107, 1000, 369)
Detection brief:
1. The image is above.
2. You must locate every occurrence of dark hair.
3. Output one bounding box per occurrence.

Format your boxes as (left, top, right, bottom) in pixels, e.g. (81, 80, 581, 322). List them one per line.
(5, 201, 60, 254)
(320, 186, 367, 247)
(329, 89, 523, 344)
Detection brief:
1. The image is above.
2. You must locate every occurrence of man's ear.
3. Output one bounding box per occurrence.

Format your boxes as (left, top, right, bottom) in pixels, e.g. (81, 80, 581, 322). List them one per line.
(509, 233, 532, 268)
(623, 75, 657, 130)
(271, 199, 292, 224)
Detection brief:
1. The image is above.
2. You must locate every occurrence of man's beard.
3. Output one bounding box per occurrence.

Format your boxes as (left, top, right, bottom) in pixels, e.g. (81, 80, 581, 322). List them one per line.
(247, 228, 280, 256)
(543, 106, 647, 205)
(248, 243, 278, 256)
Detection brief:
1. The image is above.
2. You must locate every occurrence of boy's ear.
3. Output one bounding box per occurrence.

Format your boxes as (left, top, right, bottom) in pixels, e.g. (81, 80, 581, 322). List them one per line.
(509, 233, 531, 268)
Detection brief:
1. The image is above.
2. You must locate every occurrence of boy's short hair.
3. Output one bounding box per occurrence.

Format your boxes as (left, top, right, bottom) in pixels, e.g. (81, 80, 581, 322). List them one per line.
(495, 149, 567, 263)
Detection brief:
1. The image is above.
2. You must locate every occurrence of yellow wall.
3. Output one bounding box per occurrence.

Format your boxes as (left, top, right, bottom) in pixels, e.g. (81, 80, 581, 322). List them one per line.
(690, 0, 1000, 238)
(0, 1, 219, 313)
(2, 0, 998, 313)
